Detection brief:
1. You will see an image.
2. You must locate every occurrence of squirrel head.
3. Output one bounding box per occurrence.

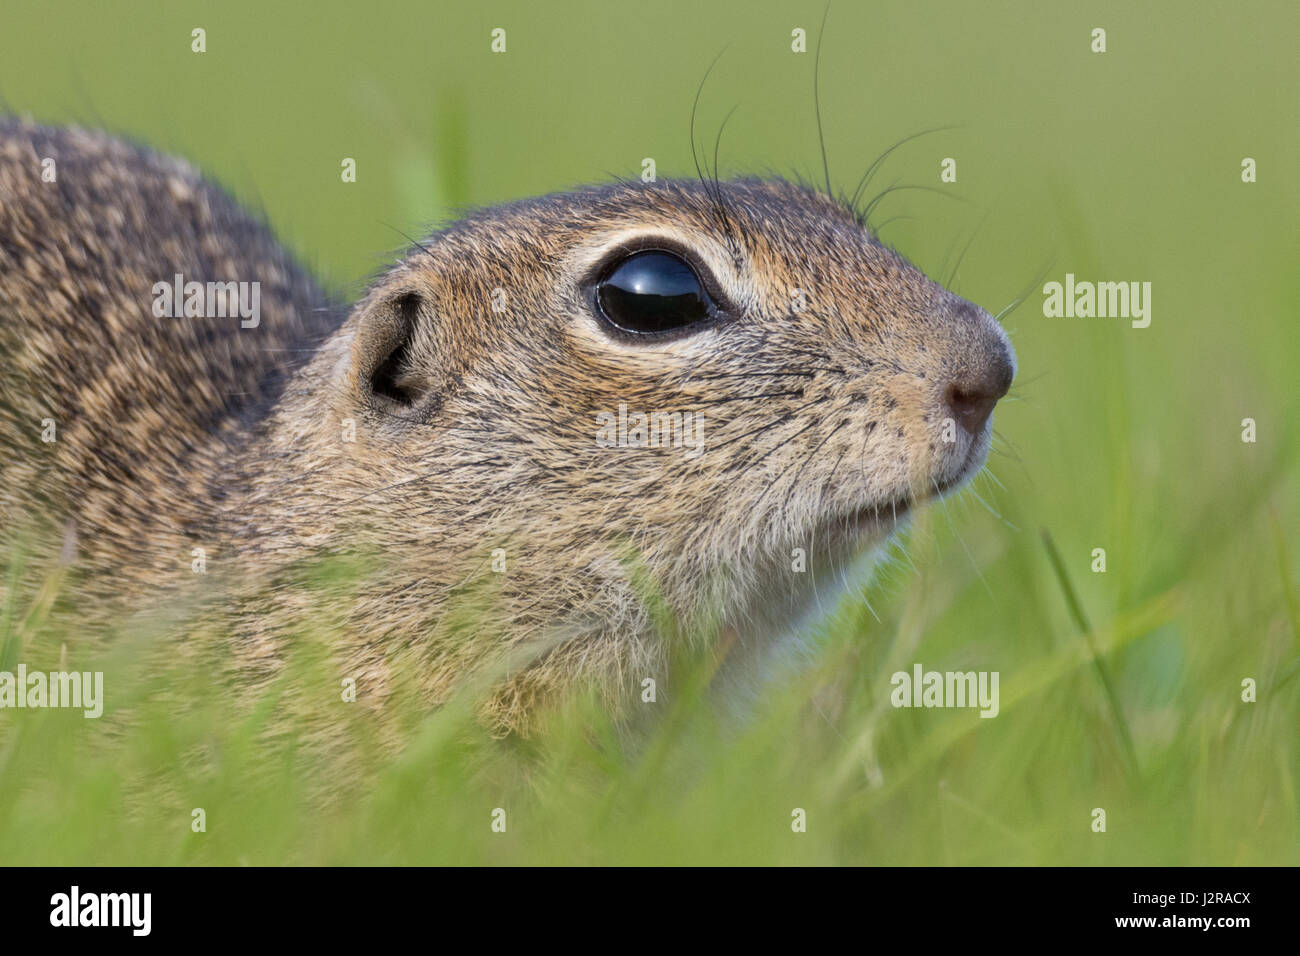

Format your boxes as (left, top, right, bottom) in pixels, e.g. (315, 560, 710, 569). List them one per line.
(280, 177, 1015, 727)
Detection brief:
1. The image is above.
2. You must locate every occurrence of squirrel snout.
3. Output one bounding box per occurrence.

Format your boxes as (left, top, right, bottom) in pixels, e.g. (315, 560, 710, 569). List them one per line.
(944, 373, 1008, 435)
(941, 316, 1015, 436)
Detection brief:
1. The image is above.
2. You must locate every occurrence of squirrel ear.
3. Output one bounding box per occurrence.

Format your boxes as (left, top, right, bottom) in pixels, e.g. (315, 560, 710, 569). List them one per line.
(349, 289, 435, 410)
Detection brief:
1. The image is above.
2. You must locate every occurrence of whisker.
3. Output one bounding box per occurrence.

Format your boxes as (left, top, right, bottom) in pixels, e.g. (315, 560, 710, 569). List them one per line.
(813, 1, 834, 197)
(945, 205, 994, 290)
(981, 467, 1008, 493)
(933, 478, 993, 598)
(849, 125, 958, 213)
(862, 182, 965, 230)
(682, 389, 806, 406)
(871, 213, 915, 236)
(992, 258, 1055, 324)
(965, 477, 1016, 531)
(689, 48, 741, 256)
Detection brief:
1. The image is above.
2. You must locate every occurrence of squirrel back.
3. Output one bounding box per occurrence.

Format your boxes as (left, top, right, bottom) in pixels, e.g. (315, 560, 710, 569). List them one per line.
(0, 119, 338, 594)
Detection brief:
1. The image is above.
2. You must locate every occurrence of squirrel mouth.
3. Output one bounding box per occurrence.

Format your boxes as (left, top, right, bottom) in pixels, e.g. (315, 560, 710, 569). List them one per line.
(835, 447, 985, 541)
(829, 496, 912, 547)
(812, 431, 992, 555)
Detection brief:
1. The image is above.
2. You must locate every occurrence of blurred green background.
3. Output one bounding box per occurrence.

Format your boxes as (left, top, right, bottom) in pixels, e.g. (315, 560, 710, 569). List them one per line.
(1, 0, 1297, 864)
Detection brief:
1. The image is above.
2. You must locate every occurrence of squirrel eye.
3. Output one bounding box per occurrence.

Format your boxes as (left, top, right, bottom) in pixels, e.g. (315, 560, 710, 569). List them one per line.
(594, 250, 714, 336)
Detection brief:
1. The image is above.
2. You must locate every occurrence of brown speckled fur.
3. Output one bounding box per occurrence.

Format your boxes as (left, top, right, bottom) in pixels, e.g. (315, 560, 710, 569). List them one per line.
(0, 120, 1014, 736)
(0, 120, 337, 602)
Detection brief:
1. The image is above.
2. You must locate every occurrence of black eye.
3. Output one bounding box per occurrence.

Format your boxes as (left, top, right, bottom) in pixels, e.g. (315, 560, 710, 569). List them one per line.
(594, 250, 716, 336)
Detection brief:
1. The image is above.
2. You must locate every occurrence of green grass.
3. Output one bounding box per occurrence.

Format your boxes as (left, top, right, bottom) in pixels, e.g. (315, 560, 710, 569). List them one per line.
(1, 0, 1298, 865)
(0, 493, 1295, 865)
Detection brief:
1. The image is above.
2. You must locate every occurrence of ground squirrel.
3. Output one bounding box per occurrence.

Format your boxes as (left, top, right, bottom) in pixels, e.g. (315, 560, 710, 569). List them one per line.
(0, 118, 1015, 734)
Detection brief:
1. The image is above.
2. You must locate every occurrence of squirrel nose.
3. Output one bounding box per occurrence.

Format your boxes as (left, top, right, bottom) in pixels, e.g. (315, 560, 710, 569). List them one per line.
(943, 345, 1014, 435)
